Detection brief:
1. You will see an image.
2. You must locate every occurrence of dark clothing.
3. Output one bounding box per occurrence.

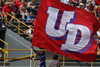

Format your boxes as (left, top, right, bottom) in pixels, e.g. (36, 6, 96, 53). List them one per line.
(1, 1, 5, 7)
(27, 7, 37, 15)
(32, 48, 46, 67)
(12, 5, 19, 13)
(12, 5, 20, 18)
(0, 27, 6, 49)
(81, 0, 87, 4)
(27, 7, 33, 12)
(98, 42, 100, 46)
(40, 55, 46, 67)
(25, 22, 34, 29)
(96, 9, 100, 17)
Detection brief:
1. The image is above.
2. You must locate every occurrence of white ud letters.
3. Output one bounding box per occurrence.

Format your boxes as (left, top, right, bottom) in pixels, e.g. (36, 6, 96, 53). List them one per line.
(46, 7, 91, 52)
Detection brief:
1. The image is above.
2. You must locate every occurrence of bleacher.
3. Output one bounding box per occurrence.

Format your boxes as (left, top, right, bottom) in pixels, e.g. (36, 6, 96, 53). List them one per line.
(0, 0, 40, 66)
(0, 0, 41, 43)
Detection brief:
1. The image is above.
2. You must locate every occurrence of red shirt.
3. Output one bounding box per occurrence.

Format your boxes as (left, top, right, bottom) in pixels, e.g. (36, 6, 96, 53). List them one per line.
(2, 5, 12, 13)
(88, 5, 94, 11)
(16, 0, 21, 8)
(96, 0, 100, 5)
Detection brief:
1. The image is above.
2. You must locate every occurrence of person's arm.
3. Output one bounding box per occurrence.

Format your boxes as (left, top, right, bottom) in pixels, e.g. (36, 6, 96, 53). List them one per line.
(10, 7, 15, 17)
(2, 6, 6, 17)
(2, 12, 6, 16)
(19, 5, 23, 13)
(11, 11, 15, 16)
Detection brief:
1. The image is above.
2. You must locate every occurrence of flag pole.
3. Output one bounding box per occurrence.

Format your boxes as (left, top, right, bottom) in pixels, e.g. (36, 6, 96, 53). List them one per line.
(31, 47, 41, 57)
(33, 53, 36, 67)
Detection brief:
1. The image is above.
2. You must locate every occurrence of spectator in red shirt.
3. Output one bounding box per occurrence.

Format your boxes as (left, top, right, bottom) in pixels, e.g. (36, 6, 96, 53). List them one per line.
(88, 3, 94, 12)
(2, 2, 13, 23)
(16, 0, 22, 8)
(8, 1, 21, 23)
(2, 2, 15, 24)
(96, 0, 100, 5)
(2, 2, 12, 14)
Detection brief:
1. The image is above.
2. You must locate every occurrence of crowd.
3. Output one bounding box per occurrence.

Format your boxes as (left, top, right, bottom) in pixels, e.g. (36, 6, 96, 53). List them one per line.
(60, 0, 100, 21)
(0, 0, 37, 34)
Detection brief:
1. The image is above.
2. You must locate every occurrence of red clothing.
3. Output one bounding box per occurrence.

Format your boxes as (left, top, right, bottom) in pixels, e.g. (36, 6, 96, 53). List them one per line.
(96, 0, 100, 5)
(2, 5, 12, 16)
(33, 21, 36, 25)
(2, 5, 12, 13)
(74, 0, 78, 1)
(88, 5, 94, 11)
(16, 0, 21, 8)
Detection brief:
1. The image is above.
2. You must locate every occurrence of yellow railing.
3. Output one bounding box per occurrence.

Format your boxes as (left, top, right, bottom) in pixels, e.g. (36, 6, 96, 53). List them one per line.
(0, 38, 8, 67)
(6, 13, 35, 38)
(7, 13, 34, 30)
(62, 56, 94, 67)
(63, 56, 65, 67)
(34, 53, 37, 67)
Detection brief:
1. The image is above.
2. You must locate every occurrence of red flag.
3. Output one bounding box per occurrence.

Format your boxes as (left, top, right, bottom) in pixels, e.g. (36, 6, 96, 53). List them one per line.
(32, 0, 100, 62)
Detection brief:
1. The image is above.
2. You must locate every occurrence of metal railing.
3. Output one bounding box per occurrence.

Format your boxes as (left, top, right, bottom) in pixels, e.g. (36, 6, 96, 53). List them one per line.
(0, 38, 8, 67)
(62, 56, 95, 67)
(5, 13, 38, 67)
(6, 13, 35, 38)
